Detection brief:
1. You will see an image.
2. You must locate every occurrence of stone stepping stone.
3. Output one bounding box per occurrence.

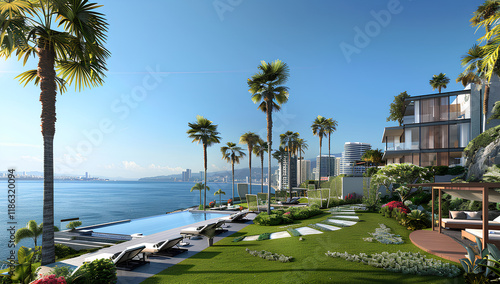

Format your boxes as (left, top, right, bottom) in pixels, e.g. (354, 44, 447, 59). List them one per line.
(315, 223, 342, 231)
(295, 227, 323, 235)
(330, 215, 359, 220)
(242, 235, 259, 241)
(327, 219, 357, 226)
(330, 211, 356, 214)
(270, 231, 291, 239)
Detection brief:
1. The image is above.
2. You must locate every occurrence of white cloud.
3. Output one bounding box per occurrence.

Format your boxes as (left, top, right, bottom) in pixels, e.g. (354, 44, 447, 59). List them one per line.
(122, 161, 144, 171)
(210, 164, 227, 172)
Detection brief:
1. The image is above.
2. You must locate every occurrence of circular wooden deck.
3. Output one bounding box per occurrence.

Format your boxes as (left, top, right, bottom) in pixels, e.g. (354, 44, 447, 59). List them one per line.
(410, 230, 466, 263)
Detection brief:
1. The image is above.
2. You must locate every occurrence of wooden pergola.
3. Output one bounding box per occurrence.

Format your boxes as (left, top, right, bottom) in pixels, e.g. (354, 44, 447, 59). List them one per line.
(409, 182, 500, 249)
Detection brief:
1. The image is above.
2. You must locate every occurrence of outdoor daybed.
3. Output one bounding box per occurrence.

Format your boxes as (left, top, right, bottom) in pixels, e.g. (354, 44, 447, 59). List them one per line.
(462, 228, 500, 247)
(180, 222, 219, 246)
(84, 245, 148, 270)
(441, 211, 500, 229)
(138, 236, 187, 256)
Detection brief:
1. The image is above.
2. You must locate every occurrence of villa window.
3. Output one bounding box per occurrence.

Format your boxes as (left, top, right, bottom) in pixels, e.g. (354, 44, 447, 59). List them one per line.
(421, 152, 437, 167)
(412, 153, 420, 166)
(449, 94, 471, 120)
(421, 125, 448, 149)
(404, 127, 419, 150)
(449, 152, 464, 166)
(449, 123, 470, 148)
(404, 155, 412, 163)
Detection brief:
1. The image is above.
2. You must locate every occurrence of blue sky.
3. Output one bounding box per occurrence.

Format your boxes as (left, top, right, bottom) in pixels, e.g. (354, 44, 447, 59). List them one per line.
(0, 0, 485, 179)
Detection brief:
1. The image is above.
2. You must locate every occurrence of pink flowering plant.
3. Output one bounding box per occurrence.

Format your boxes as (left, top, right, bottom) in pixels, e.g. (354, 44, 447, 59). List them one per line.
(32, 274, 66, 284)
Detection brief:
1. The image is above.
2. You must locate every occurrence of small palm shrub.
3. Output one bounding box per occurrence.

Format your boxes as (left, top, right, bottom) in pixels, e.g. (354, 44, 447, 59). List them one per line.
(75, 259, 117, 284)
(66, 221, 82, 230)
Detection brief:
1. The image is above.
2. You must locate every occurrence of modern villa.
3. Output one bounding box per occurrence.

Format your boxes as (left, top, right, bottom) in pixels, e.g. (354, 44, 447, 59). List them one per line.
(382, 79, 500, 167)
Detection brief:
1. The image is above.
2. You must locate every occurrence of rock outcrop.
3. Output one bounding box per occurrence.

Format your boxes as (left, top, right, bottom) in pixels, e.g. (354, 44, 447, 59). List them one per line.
(466, 137, 500, 181)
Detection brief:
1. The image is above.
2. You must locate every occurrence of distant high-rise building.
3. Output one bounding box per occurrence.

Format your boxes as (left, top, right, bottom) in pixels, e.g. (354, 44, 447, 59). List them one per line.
(182, 169, 192, 182)
(85, 172, 89, 180)
(334, 157, 341, 177)
(314, 155, 336, 180)
(296, 158, 311, 185)
(340, 142, 371, 176)
(279, 156, 297, 190)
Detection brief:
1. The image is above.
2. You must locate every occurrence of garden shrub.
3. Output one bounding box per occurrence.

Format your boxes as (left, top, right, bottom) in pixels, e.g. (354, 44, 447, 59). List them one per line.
(245, 248, 293, 263)
(409, 191, 432, 206)
(401, 210, 431, 231)
(32, 275, 66, 284)
(76, 258, 117, 284)
(55, 244, 77, 259)
(253, 213, 284, 226)
(325, 251, 461, 277)
(328, 198, 345, 207)
(257, 233, 271, 241)
(233, 236, 245, 242)
(344, 193, 363, 204)
(381, 201, 410, 214)
(66, 221, 82, 230)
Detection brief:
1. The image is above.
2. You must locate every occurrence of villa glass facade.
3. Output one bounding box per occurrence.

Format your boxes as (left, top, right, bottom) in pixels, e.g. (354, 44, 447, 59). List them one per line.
(382, 90, 471, 167)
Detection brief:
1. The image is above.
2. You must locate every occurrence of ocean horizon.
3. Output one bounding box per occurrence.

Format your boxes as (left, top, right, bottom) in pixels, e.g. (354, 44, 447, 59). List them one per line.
(0, 180, 269, 262)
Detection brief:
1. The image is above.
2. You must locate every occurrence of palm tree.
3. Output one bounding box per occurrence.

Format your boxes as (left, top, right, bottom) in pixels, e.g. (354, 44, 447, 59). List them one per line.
(473, 1, 500, 82)
(280, 131, 299, 198)
(0, 0, 110, 265)
(248, 60, 290, 214)
(239, 132, 260, 195)
(187, 115, 221, 211)
(15, 220, 43, 249)
(272, 147, 287, 192)
(191, 182, 210, 209)
(296, 138, 308, 186)
(221, 142, 246, 200)
(253, 139, 268, 193)
(214, 189, 226, 207)
(361, 149, 384, 167)
(325, 118, 338, 178)
(311, 116, 328, 187)
(456, 44, 492, 132)
(429, 73, 450, 93)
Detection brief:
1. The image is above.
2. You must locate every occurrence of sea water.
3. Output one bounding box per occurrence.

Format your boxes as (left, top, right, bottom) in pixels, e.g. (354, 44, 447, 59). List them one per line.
(0, 180, 267, 262)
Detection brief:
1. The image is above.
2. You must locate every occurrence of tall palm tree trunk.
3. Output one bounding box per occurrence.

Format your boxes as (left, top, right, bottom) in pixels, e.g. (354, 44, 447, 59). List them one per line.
(203, 143, 207, 211)
(261, 155, 264, 193)
(39, 45, 56, 265)
(318, 137, 322, 188)
(288, 145, 292, 198)
(484, 84, 490, 132)
(231, 162, 235, 200)
(266, 100, 273, 214)
(328, 134, 331, 178)
(299, 146, 302, 187)
(248, 148, 252, 194)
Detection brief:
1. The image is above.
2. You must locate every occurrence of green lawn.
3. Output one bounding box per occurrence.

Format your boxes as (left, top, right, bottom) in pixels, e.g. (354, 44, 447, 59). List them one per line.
(143, 211, 465, 284)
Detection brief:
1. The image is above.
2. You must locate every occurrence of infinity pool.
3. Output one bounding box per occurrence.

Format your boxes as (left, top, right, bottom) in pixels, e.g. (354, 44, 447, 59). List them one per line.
(88, 211, 229, 236)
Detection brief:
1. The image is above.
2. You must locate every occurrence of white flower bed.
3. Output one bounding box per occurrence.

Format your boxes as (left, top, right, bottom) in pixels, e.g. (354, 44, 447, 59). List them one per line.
(365, 224, 403, 244)
(325, 250, 461, 277)
(245, 248, 293, 263)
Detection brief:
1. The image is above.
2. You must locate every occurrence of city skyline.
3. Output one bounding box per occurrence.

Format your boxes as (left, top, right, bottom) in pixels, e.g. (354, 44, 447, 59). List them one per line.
(0, 1, 482, 179)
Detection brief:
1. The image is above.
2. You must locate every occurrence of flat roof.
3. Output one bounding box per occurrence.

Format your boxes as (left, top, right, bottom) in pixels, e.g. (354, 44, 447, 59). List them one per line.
(381, 126, 404, 143)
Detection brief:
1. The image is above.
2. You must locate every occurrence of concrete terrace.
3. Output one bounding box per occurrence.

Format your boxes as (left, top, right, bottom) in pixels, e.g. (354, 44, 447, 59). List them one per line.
(52, 212, 256, 284)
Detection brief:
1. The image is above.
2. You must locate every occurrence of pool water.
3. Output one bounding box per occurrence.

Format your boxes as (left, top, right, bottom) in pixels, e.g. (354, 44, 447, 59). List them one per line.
(88, 211, 229, 236)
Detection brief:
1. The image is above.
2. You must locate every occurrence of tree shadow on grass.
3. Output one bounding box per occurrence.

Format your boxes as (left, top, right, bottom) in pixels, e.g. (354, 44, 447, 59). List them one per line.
(188, 251, 221, 260)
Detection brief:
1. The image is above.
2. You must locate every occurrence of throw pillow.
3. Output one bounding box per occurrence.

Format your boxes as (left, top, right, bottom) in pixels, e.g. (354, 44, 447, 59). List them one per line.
(466, 211, 482, 220)
(449, 211, 466, 219)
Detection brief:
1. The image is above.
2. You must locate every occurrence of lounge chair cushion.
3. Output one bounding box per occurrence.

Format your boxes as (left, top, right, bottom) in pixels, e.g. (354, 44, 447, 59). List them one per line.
(450, 211, 466, 219)
(494, 215, 500, 223)
(111, 252, 121, 260)
(466, 211, 482, 220)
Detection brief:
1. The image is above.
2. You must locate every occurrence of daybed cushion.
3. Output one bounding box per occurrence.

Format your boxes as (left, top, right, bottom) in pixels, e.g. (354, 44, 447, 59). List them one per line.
(449, 211, 466, 219)
(494, 215, 500, 223)
(465, 211, 482, 220)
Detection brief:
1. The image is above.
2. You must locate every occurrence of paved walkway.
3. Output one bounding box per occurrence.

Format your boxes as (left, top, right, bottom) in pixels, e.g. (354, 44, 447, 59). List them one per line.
(409, 230, 467, 263)
(51, 213, 255, 284)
